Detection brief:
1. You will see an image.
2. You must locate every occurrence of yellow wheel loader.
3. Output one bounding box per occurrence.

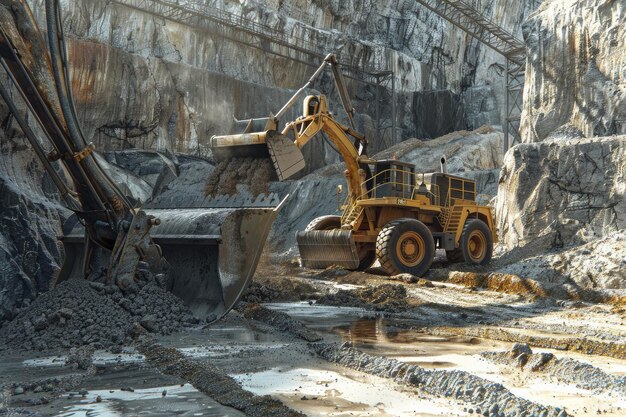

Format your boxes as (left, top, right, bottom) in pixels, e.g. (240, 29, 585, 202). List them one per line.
(0, 1, 281, 320)
(210, 54, 497, 276)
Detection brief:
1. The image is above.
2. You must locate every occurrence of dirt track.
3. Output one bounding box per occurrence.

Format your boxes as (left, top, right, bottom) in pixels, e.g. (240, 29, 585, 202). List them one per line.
(1, 259, 625, 417)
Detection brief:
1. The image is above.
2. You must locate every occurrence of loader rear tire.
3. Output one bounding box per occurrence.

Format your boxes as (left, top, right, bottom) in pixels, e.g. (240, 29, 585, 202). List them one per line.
(460, 219, 493, 265)
(306, 215, 374, 271)
(305, 215, 341, 231)
(376, 219, 435, 277)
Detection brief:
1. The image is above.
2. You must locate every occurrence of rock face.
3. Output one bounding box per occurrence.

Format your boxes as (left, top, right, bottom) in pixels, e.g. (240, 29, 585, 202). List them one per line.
(521, 0, 626, 142)
(24, 0, 536, 159)
(0, 125, 69, 323)
(496, 136, 626, 251)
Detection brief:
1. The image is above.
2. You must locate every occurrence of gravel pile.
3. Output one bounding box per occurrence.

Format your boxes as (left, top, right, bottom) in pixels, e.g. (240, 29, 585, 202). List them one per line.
(315, 342, 568, 417)
(481, 343, 626, 397)
(0, 279, 198, 351)
(317, 284, 408, 312)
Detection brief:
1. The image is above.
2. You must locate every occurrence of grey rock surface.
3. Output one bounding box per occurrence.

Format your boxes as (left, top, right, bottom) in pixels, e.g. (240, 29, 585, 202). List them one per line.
(22, 0, 536, 158)
(0, 130, 68, 324)
(521, 0, 626, 142)
(498, 230, 626, 290)
(496, 136, 626, 251)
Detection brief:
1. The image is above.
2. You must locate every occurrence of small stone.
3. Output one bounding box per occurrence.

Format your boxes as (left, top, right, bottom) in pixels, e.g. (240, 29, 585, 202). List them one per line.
(139, 315, 158, 333)
(95, 395, 102, 403)
(510, 343, 532, 357)
(14, 386, 24, 395)
(528, 352, 554, 371)
(162, 390, 167, 397)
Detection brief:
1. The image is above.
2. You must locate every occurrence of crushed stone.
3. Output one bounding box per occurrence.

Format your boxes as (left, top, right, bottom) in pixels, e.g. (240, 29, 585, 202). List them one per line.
(137, 340, 306, 417)
(0, 279, 198, 351)
(481, 344, 626, 397)
(316, 284, 409, 312)
(238, 303, 322, 342)
(314, 342, 569, 417)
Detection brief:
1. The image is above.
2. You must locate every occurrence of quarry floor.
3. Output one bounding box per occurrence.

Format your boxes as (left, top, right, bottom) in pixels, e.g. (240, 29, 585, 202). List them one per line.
(2, 256, 626, 417)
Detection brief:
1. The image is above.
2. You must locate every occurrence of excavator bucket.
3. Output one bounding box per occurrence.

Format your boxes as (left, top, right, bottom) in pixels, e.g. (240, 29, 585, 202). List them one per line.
(210, 129, 305, 181)
(59, 195, 284, 321)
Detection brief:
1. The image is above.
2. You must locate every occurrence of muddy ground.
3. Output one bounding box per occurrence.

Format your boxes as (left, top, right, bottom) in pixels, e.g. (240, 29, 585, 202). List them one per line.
(1, 253, 625, 417)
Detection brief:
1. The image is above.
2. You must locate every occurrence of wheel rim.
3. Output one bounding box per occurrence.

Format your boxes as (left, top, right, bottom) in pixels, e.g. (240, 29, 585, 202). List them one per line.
(467, 230, 487, 262)
(395, 231, 425, 267)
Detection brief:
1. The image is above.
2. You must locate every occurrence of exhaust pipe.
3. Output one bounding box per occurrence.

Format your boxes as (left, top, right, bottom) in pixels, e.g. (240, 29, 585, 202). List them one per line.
(440, 155, 448, 174)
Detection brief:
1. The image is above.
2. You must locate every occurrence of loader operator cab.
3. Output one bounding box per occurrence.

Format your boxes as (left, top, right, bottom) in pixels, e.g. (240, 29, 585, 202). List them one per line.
(371, 160, 416, 199)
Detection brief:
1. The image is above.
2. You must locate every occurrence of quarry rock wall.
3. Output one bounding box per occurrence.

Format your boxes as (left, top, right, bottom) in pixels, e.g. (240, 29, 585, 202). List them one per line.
(521, 0, 626, 142)
(24, 0, 535, 158)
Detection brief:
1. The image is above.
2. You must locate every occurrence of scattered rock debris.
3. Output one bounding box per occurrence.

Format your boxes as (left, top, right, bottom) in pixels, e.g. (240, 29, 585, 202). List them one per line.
(238, 303, 322, 342)
(428, 326, 626, 360)
(482, 344, 626, 397)
(0, 280, 198, 351)
(205, 156, 273, 197)
(137, 341, 305, 417)
(314, 342, 569, 417)
(316, 284, 409, 312)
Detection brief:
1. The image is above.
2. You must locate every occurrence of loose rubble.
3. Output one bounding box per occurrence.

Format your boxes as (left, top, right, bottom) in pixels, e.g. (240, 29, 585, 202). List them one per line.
(137, 341, 305, 417)
(238, 303, 322, 342)
(315, 342, 569, 417)
(205, 156, 273, 197)
(316, 284, 409, 312)
(0, 279, 198, 351)
(482, 344, 626, 397)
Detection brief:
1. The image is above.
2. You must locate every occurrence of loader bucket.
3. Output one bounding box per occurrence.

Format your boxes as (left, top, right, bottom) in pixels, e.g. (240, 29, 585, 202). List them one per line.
(58, 195, 284, 321)
(296, 229, 360, 270)
(210, 129, 305, 181)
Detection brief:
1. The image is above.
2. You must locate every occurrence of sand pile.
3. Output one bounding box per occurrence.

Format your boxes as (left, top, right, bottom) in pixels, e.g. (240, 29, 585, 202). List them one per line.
(205, 156, 273, 197)
(0, 279, 198, 351)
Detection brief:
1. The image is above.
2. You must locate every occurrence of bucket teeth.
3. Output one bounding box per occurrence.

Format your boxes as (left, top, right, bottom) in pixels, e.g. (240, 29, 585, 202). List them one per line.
(296, 229, 360, 270)
(146, 192, 281, 209)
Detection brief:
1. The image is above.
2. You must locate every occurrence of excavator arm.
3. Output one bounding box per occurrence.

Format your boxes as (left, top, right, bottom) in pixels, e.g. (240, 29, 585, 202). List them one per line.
(0, 0, 281, 321)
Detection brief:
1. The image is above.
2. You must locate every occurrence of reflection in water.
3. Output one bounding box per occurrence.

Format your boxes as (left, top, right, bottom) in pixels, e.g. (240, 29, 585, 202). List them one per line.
(333, 318, 488, 369)
(55, 384, 246, 417)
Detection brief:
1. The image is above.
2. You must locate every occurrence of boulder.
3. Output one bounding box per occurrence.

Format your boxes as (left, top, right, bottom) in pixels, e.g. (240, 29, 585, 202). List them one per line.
(496, 136, 626, 251)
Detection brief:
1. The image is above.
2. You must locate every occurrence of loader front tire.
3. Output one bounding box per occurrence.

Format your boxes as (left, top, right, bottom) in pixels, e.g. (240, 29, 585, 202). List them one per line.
(460, 219, 493, 265)
(376, 219, 435, 277)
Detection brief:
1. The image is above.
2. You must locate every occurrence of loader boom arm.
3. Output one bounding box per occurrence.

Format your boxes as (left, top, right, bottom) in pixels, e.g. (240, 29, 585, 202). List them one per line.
(280, 97, 368, 202)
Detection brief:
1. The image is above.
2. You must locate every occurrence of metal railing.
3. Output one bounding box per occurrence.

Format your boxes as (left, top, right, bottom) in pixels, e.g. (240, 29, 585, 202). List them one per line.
(339, 168, 442, 226)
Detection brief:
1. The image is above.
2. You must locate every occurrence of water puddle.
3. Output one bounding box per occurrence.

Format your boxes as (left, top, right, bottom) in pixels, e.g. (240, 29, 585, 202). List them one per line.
(23, 344, 288, 369)
(264, 302, 626, 416)
(233, 367, 468, 417)
(54, 384, 245, 417)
